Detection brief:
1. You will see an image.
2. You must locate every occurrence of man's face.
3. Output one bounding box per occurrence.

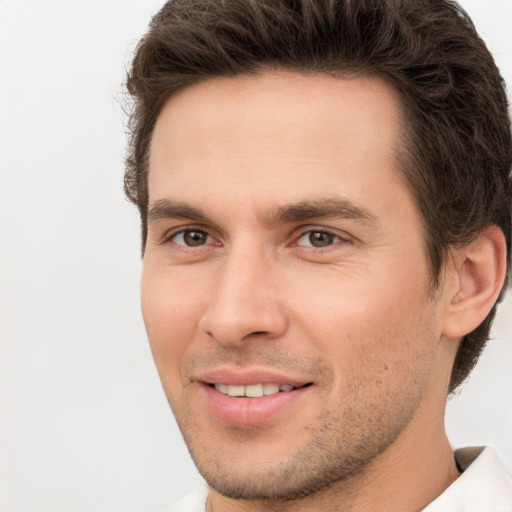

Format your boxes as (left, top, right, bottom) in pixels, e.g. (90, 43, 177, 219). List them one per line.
(142, 71, 452, 500)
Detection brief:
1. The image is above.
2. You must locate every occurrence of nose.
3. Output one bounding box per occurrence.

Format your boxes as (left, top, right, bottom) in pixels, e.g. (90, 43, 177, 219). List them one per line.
(198, 246, 288, 346)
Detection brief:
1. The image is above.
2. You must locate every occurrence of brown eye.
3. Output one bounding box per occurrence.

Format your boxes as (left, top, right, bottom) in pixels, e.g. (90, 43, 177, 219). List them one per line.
(173, 230, 211, 247)
(309, 231, 335, 247)
(297, 230, 341, 248)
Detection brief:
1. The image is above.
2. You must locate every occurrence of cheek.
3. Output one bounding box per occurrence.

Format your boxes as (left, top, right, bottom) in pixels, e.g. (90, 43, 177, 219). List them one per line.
(289, 265, 436, 381)
(141, 264, 205, 376)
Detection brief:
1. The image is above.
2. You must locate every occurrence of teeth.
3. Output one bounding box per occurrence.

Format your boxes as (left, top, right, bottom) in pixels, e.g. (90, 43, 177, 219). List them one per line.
(245, 384, 263, 397)
(227, 385, 245, 397)
(216, 383, 228, 394)
(214, 383, 297, 397)
(263, 383, 280, 395)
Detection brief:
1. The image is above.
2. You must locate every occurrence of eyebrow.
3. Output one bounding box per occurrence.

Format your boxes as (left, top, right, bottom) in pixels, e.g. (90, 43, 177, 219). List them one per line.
(147, 197, 378, 227)
(148, 199, 210, 225)
(262, 197, 378, 226)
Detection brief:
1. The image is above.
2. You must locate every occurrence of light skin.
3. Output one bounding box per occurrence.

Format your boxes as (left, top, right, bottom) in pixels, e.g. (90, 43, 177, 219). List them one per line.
(142, 71, 506, 512)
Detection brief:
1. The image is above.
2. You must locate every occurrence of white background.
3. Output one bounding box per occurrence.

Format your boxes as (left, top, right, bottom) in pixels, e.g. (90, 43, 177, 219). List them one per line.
(0, 1, 511, 511)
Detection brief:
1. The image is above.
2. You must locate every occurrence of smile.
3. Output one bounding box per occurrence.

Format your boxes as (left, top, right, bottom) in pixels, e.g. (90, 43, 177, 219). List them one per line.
(204, 381, 313, 425)
(212, 383, 301, 397)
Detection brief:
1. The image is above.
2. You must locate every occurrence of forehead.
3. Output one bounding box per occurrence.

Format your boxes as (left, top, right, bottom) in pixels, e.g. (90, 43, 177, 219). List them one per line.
(148, 70, 409, 218)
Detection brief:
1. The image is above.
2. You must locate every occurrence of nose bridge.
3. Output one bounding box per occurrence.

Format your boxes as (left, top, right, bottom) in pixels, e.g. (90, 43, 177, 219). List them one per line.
(199, 241, 285, 345)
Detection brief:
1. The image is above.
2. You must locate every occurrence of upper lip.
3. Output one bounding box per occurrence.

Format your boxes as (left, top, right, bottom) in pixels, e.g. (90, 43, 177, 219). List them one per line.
(197, 367, 313, 387)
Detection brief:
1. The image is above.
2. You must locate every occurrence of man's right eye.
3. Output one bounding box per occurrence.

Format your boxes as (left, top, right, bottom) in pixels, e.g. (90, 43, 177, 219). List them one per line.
(170, 229, 212, 247)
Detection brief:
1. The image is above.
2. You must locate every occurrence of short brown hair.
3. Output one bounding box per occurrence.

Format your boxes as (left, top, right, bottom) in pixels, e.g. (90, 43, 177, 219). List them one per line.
(125, 0, 512, 392)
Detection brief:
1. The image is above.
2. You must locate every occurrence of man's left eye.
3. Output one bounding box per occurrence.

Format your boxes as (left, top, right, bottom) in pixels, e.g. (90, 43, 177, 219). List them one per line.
(296, 230, 342, 248)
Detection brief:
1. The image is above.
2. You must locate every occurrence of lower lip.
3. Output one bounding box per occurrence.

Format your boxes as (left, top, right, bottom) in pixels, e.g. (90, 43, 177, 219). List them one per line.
(202, 384, 311, 426)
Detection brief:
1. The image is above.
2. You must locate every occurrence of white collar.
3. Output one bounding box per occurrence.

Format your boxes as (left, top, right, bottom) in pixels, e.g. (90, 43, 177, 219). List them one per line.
(422, 446, 512, 511)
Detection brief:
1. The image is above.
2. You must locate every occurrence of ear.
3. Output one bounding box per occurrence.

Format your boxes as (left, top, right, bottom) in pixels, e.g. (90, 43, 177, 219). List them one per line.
(442, 225, 507, 339)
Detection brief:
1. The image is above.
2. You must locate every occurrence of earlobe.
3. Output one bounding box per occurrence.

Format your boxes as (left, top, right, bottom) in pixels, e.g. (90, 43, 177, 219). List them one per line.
(442, 225, 507, 339)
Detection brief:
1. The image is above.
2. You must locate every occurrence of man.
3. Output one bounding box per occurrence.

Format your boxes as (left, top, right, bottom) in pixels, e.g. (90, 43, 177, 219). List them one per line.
(124, 0, 512, 510)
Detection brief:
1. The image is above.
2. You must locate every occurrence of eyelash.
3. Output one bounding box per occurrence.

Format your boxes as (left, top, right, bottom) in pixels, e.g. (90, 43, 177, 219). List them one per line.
(293, 229, 347, 249)
(163, 226, 349, 250)
(164, 227, 215, 248)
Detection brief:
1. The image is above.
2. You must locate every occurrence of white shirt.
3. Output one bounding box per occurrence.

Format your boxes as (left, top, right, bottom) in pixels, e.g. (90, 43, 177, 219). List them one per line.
(166, 447, 512, 512)
(423, 447, 512, 511)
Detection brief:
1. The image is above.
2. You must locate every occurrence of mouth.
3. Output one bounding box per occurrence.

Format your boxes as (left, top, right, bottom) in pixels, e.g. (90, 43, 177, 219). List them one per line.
(201, 379, 314, 425)
(197, 368, 316, 425)
(209, 382, 313, 398)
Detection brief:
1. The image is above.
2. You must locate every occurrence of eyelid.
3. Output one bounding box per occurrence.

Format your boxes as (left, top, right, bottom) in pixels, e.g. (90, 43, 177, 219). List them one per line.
(291, 226, 352, 248)
(160, 224, 220, 246)
(157, 223, 352, 249)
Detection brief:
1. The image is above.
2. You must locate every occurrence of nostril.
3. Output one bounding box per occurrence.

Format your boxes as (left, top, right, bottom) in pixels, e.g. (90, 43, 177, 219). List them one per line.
(240, 330, 269, 342)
